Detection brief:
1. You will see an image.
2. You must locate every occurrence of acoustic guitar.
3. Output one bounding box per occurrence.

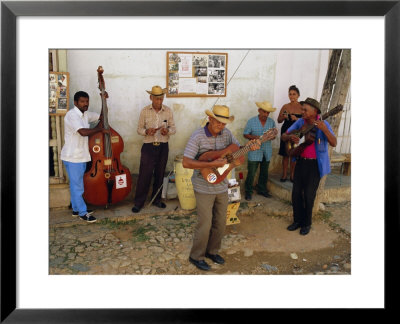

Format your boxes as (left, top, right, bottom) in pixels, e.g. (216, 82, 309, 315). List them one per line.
(286, 104, 343, 157)
(199, 128, 278, 184)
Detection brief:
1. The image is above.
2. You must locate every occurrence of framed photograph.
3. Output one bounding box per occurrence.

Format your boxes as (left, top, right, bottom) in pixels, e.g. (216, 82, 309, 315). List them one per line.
(1, 0, 398, 322)
(49, 71, 69, 114)
(166, 51, 228, 97)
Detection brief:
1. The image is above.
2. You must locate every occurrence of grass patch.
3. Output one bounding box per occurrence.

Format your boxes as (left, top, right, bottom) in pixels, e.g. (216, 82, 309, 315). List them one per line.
(317, 210, 332, 222)
(177, 221, 193, 230)
(281, 199, 292, 206)
(131, 223, 156, 242)
(98, 218, 137, 229)
(167, 215, 185, 221)
(167, 212, 197, 220)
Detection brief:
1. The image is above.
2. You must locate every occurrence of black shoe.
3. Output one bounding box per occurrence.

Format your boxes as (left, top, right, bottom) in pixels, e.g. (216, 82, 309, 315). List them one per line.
(245, 193, 252, 201)
(300, 226, 311, 235)
(132, 206, 141, 213)
(287, 222, 301, 231)
(79, 214, 97, 223)
(189, 257, 210, 271)
(280, 178, 287, 182)
(205, 253, 225, 264)
(152, 201, 166, 208)
(259, 192, 272, 198)
(72, 209, 94, 217)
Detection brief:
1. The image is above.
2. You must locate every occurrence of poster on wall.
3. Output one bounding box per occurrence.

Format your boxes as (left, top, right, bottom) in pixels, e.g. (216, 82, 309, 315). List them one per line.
(166, 51, 227, 97)
(49, 71, 69, 114)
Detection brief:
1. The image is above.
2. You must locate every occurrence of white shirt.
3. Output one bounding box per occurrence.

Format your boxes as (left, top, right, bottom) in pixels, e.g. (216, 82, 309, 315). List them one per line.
(60, 106, 99, 163)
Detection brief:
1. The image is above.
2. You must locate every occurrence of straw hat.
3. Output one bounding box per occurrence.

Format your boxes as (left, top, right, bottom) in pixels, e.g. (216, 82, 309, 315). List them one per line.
(255, 101, 277, 112)
(300, 97, 321, 114)
(146, 85, 167, 96)
(205, 105, 234, 124)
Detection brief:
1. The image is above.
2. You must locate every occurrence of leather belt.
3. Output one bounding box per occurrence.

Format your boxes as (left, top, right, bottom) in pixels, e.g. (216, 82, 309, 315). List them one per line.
(299, 157, 316, 160)
(152, 142, 161, 146)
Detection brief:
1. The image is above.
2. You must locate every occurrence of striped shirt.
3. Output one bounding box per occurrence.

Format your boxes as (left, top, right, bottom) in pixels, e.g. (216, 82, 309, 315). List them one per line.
(243, 116, 276, 161)
(183, 124, 240, 194)
(137, 104, 176, 143)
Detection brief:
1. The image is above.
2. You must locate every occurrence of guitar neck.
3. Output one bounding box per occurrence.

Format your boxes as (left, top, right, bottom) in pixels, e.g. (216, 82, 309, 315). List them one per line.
(294, 105, 343, 137)
(231, 132, 273, 160)
(231, 145, 251, 160)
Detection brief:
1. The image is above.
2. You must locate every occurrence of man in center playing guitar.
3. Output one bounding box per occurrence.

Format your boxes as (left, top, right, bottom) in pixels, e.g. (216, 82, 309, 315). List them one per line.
(243, 101, 277, 201)
(282, 97, 337, 235)
(182, 105, 261, 271)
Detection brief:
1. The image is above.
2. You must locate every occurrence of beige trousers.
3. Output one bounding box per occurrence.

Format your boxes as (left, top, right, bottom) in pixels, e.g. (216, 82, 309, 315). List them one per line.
(189, 191, 228, 261)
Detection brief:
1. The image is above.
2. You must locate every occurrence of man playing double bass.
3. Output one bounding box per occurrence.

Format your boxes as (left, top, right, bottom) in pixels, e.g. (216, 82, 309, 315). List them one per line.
(61, 91, 109, 223)
(282, 97, 337, 235)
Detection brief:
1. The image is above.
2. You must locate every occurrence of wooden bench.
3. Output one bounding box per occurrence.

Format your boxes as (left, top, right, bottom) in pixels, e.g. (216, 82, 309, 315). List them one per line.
(331, 151, 351, 176)
(330, 152, 348, 185)
(342, 153, 351, 176)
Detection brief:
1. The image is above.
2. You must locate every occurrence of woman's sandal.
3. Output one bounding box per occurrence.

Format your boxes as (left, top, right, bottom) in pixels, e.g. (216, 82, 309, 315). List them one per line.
(280, 178, 287, 182)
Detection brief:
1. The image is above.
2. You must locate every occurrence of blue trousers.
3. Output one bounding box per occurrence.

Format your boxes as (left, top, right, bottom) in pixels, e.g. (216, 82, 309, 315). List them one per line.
(63, 161, 88, 216)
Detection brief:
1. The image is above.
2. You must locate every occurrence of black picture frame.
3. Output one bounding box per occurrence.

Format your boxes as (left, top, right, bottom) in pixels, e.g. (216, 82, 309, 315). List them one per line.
(1, 1, 398, 322)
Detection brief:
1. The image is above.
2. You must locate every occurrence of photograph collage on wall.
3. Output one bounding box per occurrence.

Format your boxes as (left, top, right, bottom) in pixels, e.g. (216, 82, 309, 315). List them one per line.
(166, 52, 227, 97)
(49, 72, 69, 114)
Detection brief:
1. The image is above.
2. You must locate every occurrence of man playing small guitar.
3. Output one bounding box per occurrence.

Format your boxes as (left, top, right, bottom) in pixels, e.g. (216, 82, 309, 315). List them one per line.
(282, 97, 337, 235)
(243, 101, 278, 201)
(182, 105, 260, 271)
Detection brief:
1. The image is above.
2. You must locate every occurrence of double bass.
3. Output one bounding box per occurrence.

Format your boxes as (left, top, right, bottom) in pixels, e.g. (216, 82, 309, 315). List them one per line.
(83, 66, 132, 206)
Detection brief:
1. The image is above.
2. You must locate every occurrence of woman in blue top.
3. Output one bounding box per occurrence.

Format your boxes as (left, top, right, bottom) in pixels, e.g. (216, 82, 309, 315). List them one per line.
(282, 97, 337, 235)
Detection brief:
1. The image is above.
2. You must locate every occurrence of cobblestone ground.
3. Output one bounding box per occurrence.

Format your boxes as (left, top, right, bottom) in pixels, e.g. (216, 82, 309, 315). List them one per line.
(49, 199, 351, 275)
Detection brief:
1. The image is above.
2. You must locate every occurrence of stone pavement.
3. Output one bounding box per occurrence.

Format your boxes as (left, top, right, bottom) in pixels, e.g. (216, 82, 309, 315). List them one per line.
(49, 190, 351, 275)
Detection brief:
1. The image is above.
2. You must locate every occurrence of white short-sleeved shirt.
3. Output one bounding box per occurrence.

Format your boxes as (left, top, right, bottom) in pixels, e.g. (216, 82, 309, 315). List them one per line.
(60, 106, 99, 163)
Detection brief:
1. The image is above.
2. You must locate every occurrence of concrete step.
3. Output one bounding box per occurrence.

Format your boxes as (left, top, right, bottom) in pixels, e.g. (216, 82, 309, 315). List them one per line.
(267, 172, 351, 204)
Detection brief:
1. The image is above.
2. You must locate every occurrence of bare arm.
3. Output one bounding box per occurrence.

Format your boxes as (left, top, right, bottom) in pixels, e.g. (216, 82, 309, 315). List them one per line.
(277, 106, 289, 123)
(282, 132, 299, 144)
(77, 119, 109, 137)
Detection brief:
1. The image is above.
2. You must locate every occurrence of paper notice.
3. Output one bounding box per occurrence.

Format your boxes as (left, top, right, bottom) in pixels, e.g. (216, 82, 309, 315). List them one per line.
(196, 82, 208, 94)
(179, 54, 193, 77)
(179, 78, 196, 93)
(115, 174, 127, 189)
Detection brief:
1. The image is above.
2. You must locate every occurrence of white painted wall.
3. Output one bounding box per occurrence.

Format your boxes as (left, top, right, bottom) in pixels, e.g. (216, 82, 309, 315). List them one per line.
(66, 49, 329, 174)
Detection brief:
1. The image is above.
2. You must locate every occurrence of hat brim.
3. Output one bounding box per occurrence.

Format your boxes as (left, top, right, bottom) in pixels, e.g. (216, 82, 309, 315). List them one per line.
(300, 101, 321, 114)
(205, 109, 234, 124)
(146, 88, 167, 96)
